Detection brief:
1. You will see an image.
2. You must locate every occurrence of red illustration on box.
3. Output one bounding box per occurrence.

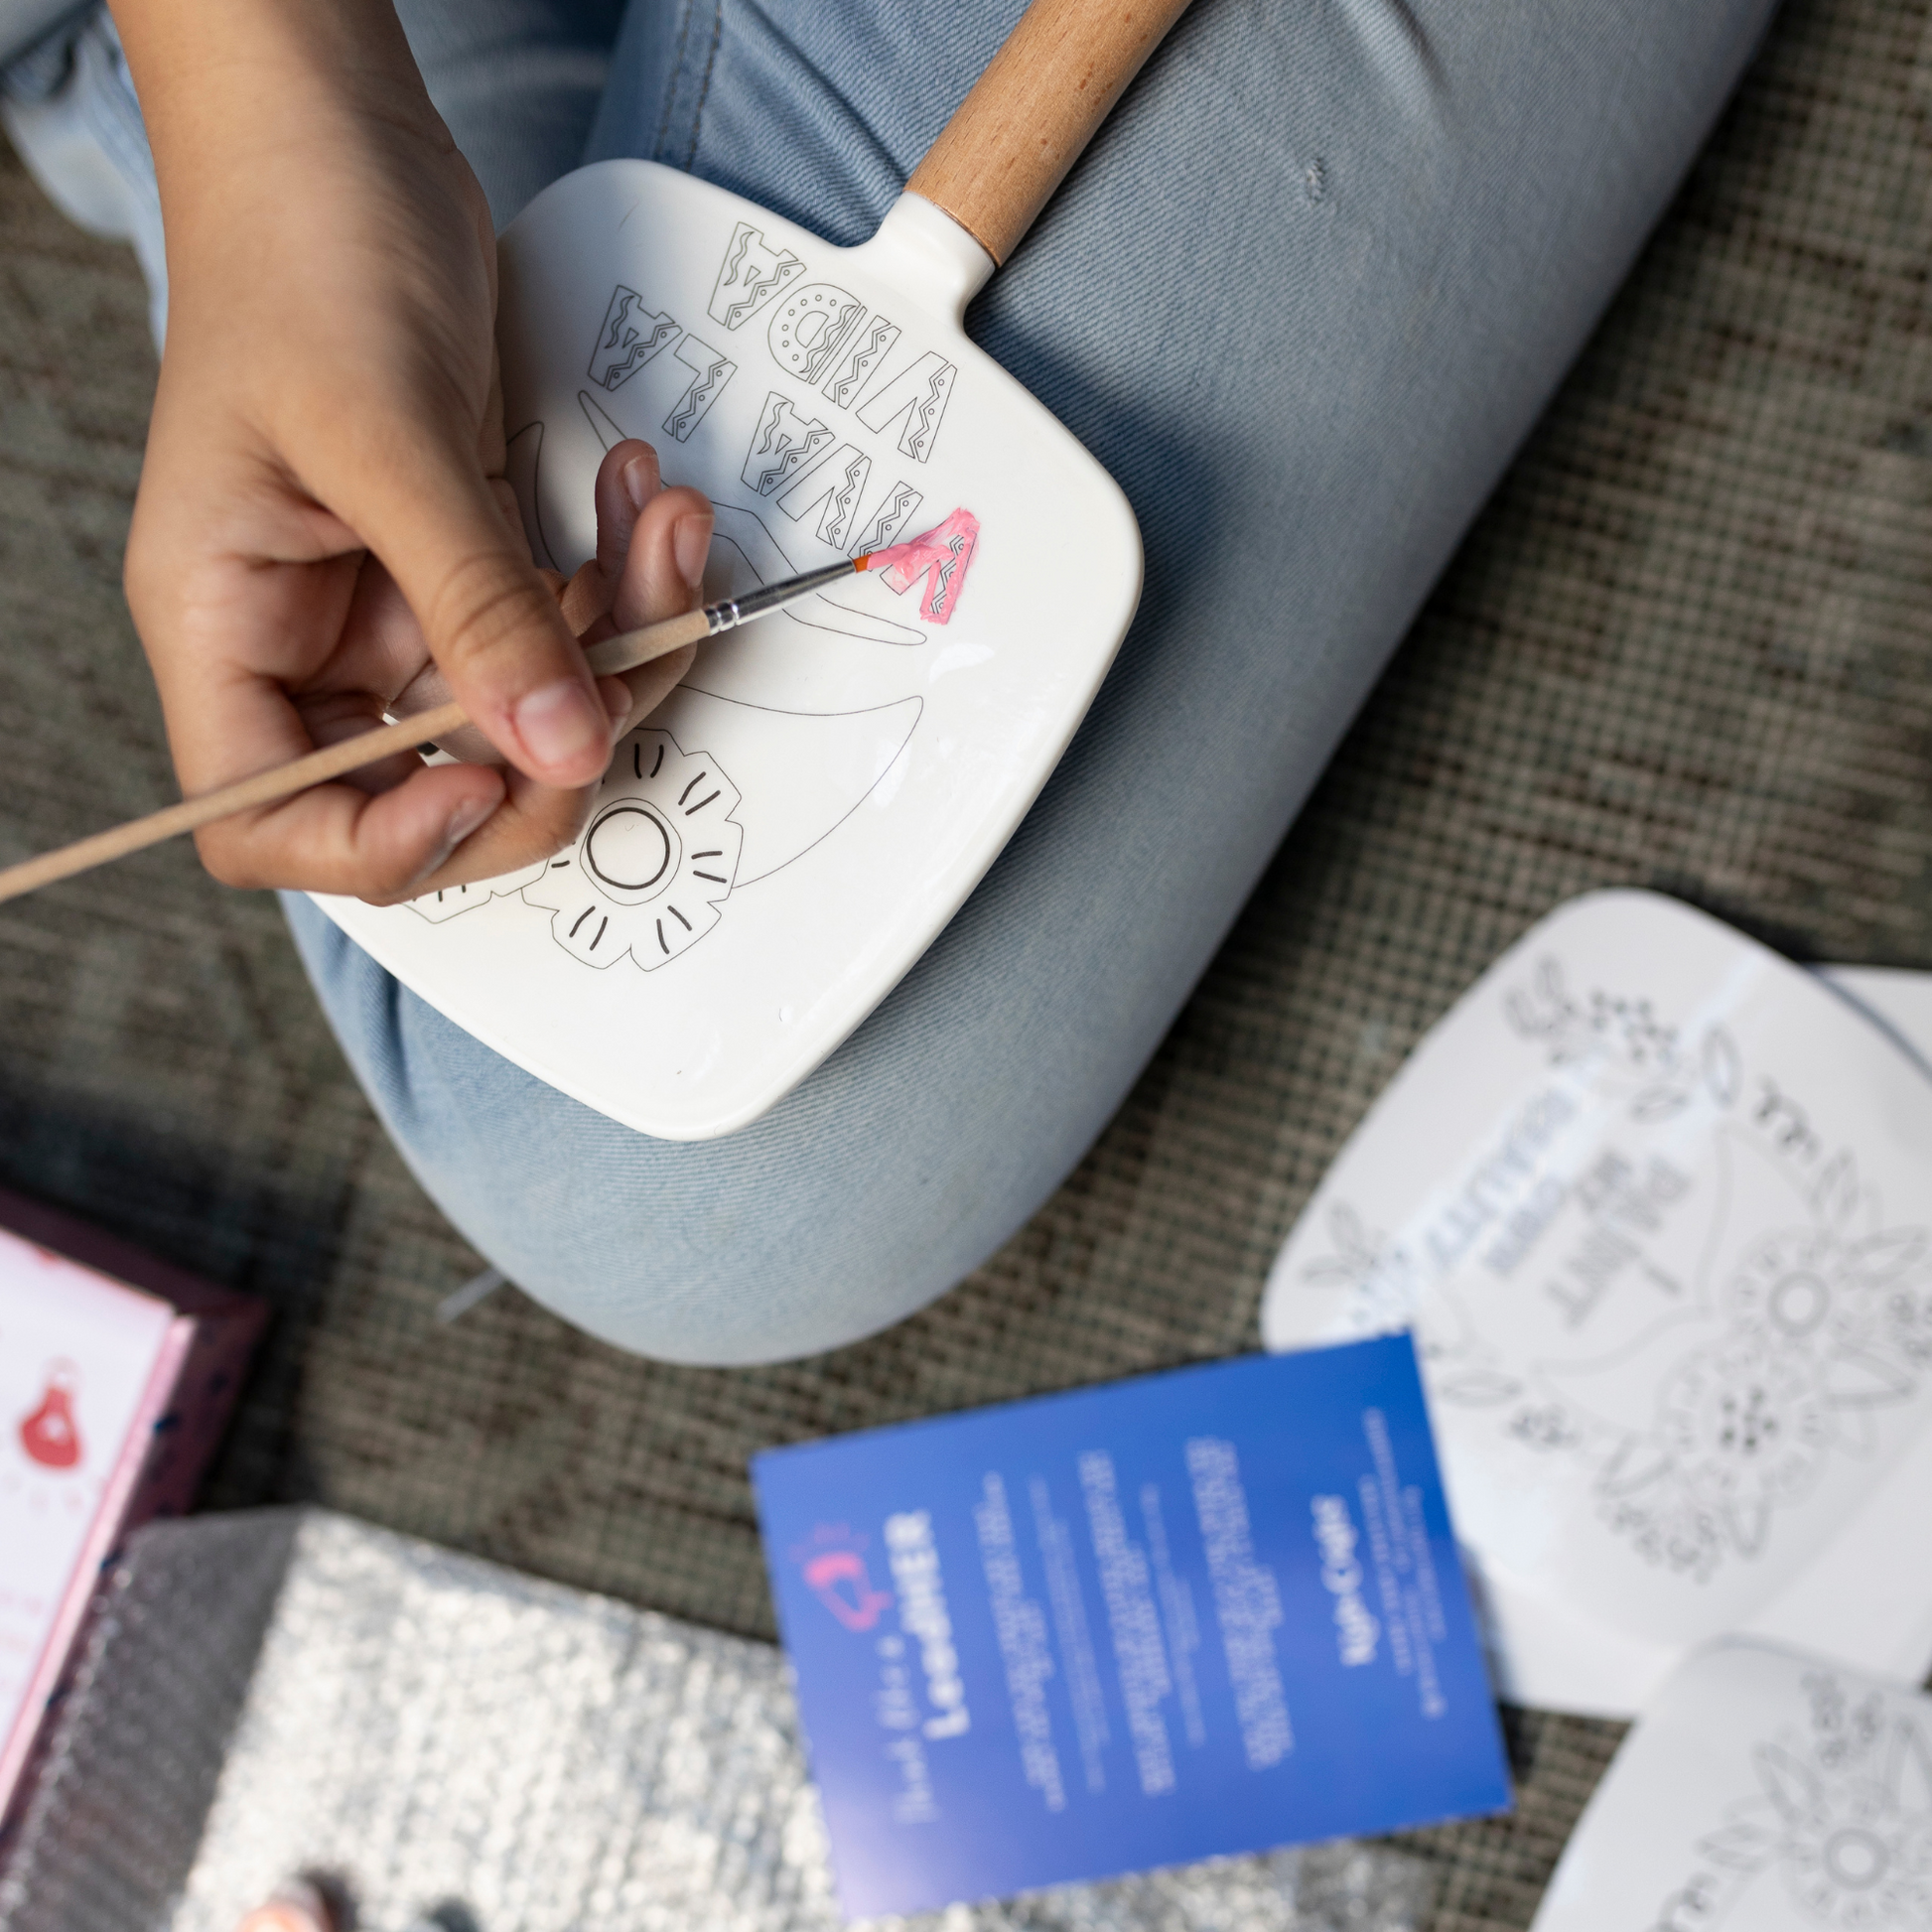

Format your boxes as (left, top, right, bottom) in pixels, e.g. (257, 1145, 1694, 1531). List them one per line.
(18, 1361, 81, 1470)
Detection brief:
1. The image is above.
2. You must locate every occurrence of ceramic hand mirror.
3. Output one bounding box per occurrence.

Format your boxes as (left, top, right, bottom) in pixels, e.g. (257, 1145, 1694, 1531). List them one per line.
(311, 0, 1187, 1139)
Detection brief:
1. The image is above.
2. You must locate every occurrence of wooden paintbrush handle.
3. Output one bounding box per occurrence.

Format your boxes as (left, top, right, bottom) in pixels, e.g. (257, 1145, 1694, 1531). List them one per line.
(906, 0, 1194, 265)
(0, 699, 470, 905)
(0, 609, 712, 907)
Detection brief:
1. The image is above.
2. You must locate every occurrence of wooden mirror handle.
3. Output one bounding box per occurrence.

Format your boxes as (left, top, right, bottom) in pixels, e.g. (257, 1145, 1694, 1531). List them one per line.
(906, 0, 1194, 266)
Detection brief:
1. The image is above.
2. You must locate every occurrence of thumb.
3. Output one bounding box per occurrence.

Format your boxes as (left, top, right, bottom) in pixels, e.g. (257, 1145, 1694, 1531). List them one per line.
(367, 446, 617, 789)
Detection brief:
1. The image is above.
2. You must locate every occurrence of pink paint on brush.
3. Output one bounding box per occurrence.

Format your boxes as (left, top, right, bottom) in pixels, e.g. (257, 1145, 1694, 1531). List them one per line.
(857, 508, 981, 623)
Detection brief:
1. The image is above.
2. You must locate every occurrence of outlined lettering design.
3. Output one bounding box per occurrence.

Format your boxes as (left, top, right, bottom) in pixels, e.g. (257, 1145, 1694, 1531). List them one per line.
(709, 503, 924, 647)
(777, 443, 871, 549)
(849, 480, 923, 557)
(587, 286, 679, 391)
(663, 335, 737, 443)
(856, 348, 956, 463)
(877, 507, 979, 622)
(708, 219, 804, 330)
(743, 391, 833, 495)
(767, 283, 867, 388)
(823, 313, 900, 411)
(522, 731, 744, 971)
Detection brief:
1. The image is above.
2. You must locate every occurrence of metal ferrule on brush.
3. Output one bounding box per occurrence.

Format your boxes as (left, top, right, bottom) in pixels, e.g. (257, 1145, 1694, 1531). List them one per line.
(702, 558, 861, 634)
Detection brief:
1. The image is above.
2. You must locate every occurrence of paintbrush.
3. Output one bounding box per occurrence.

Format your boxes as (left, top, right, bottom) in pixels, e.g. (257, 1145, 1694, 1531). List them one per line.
(0, 547, 927, 907)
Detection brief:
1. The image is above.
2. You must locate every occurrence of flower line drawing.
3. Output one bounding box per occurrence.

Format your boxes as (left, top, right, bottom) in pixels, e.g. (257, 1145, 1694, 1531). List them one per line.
(523, 729, 745, 972)
(1294, 955, 1932, 1587)
(1505, 955, 1741, 1122)
(1585, 1211, 1928, 1580)
(1684, 1673, 1932, 1928)
(1298, 1201, 1423, 1333)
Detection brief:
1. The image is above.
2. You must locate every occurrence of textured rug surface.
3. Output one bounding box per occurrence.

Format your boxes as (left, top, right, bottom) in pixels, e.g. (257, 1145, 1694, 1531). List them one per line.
(2, 0, 1930, 1926)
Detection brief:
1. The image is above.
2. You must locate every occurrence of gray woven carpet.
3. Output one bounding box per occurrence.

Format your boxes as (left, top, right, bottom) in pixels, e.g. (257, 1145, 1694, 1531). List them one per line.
(2, 0, 1929, 1925)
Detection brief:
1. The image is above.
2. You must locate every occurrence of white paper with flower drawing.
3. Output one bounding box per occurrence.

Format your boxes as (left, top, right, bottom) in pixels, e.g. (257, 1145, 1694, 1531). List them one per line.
(1259, 891, 1932, 1715)
(1531, 1641, 1932, 1932)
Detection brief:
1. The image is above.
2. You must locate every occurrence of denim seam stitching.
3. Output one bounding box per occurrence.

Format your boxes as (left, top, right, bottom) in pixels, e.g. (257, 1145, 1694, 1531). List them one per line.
(682, 0, 726, 171)
(651, 0, 696, 164)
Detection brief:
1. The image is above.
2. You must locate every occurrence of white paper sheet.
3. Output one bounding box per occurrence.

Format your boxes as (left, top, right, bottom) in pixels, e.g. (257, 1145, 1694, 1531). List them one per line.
(1261, 892, 1932, 1715)
(1530, 1639, 1932, 1929)
(0, 1232, 172, 1750)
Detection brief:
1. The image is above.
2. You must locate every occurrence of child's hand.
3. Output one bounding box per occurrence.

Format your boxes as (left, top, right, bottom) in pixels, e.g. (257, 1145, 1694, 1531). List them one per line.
(113, 0, 704, 903)
(388, 437, 711, 810)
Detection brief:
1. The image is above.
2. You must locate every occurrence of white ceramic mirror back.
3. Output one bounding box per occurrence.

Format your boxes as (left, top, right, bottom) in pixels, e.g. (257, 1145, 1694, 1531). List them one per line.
(314, 165, 1141, 1139)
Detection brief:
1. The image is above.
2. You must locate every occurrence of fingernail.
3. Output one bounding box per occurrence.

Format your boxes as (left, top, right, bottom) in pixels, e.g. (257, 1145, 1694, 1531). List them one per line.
(264, 1885, 332, 1932)
(600, 677, 633, 741)
(673, 513, 712, 593)
(409, 792, 498, 892)
(445, 794, 495, 849)
(512, 679, 606, 773)
(621, 454, 654, 515)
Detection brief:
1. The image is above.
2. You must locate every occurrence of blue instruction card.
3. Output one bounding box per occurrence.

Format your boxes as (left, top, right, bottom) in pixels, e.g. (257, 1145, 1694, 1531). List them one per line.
(753, 1334, 1511, 1918)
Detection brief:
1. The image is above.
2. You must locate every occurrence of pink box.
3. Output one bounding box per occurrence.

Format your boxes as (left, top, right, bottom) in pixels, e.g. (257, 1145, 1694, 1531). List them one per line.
(0, 1187, 261, 1826)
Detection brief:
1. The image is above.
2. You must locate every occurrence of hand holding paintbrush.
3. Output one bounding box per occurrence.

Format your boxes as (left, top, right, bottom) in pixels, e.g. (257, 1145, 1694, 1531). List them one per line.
(0, 457, 965, 907)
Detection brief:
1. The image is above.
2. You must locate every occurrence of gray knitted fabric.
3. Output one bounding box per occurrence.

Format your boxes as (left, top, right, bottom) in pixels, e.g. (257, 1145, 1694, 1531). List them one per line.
(1, 0, 1929, 1923)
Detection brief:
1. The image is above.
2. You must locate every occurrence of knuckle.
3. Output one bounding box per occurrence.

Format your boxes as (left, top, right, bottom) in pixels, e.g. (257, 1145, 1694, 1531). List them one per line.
(510, 784, 597, 860)
(378, 791, 589, 904)
(358, 844, 446, 908)
(193, 824, 268, 892)
(426, 550, 558, 676)
(121, 523, 167, 621)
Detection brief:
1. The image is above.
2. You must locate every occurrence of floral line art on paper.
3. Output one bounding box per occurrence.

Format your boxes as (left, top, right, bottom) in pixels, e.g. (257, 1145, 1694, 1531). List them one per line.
(1293, 954, 1932, 1584)
(1577, 1204, 1927, 1579)
(405, 863, 546, 925)
(402, 731, 738, 968)
(1504, 953, 1744, 1119)
(1299, 1201, 1423, 1337)
(1657, 1672, 1932, 1929)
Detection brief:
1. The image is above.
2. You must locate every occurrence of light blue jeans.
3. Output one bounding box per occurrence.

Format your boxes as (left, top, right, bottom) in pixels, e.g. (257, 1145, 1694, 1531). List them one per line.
(267, 0, 1780, 1365)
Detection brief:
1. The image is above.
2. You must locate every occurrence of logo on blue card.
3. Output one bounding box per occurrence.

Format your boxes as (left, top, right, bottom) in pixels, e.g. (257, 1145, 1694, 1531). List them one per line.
(791, 1523, 893, 1633)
